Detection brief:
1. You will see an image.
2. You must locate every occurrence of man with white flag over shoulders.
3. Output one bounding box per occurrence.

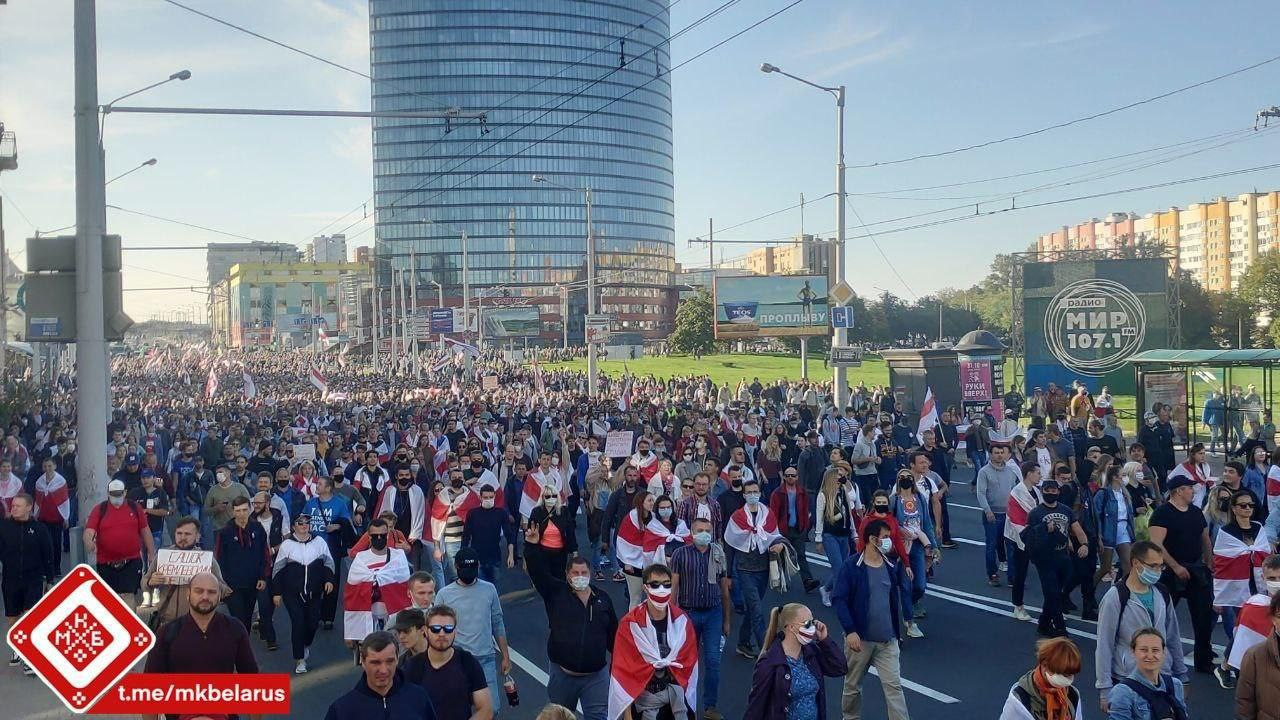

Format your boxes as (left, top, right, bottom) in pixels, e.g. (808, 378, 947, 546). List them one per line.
(607, 563, 699, 720)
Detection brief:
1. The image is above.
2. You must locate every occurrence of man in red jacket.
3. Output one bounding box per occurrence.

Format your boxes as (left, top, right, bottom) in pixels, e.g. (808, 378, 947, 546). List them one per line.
(768, 466, 820, 593)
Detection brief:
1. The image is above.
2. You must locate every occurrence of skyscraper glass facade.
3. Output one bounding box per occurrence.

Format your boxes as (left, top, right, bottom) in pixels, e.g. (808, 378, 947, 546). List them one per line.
(369, 0, 675, 341)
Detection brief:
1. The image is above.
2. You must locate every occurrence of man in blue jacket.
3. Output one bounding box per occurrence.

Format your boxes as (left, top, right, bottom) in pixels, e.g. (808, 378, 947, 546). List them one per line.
(325, 631, 436, 720)
(832, 518, 910, 720)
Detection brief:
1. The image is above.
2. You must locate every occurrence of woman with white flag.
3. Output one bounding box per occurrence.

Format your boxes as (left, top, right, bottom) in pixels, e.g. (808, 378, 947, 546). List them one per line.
(1210, 488, 1271, 688)
(614, 491, 657, 608)
(644, 495, 690, 566)
(1228, 554, 1280, 672)
(1005, 462, 1044, 623)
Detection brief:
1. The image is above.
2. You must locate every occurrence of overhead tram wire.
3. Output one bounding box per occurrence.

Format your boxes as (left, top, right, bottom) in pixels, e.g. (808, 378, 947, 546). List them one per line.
(845, 197, 916, 299)
(107, 205, 266, 243)
(851, 51, 1280, 169)
(345, 0, 810, 242)
(306, 0, 701, 242)
(688, 192, 835, 241)
(339, 0, 755, 240)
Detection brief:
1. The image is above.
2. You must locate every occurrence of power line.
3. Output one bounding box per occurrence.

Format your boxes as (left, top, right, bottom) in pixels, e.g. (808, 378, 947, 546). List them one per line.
(846, 197, 916, 299)
(108, 205, 264, 243)
(347, 0, 809, 242)
(689, 192, 835, 241)
(0, 186, 37, 232)
(851, 51, 1280, 169)
(303, 0, 693, 243)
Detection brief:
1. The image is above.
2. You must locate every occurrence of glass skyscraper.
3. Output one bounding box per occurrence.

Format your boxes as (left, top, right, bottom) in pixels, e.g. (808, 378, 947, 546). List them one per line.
(369, 0, 675, 342)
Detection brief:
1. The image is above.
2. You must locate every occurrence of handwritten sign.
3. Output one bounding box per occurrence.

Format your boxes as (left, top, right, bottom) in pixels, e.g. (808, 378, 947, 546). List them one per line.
(604, 430, 635, 458)
(293, 443, 317, 463)
(482, 375, 499, 390)
(154, 549, 213, 585)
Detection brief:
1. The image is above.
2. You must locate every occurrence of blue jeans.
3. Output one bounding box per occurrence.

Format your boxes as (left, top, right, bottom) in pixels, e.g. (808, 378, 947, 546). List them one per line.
(475, 652, 500, 717)
(968, 449, 988, 469)
(906, 542, 927, 605)
(686, 605, 724, 708)
(548, 665, 609, 720)
(821, 533, 851, 593)
(1221, 605, 1239, 662)
(726, 548, 744, 612)
(981, 512, 1006, 578)
(479, 562, 498, 585)
(421, 541, 445, 590)
(737, 568, 769, 651)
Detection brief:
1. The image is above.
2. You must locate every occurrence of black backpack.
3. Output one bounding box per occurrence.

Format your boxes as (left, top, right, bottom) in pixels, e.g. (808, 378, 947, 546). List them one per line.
(94, 499, 143, 527)
(1118, 675, 1186, 720)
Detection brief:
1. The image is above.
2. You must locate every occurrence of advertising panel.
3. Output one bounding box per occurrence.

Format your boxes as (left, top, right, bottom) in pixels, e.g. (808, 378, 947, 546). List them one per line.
(713, 275, 829, 339)
(482, 307, 541, 338)
(1022, 258, 1169, 394)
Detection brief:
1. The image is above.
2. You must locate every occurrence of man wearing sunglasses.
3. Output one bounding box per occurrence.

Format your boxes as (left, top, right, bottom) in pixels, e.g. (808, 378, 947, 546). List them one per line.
(404, 604, 494, 720)
(607, 564, 699, 720)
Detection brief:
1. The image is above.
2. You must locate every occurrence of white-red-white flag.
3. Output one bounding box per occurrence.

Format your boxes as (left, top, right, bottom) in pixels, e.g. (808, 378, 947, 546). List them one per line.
(205, 367, 219, 399)
(917, 386, 939, 441)
(309, 367, 329, 397)
(242, 371, 257, 400)
(343, 548, 412, 642)
(607, 604, 699, 720)
(1212, 527, 1272, 607)
(1228, 593, 1274, 669)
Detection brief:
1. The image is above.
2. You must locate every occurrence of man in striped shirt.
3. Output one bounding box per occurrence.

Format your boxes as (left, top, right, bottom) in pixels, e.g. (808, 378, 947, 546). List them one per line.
(670, 517, 730, 719)
(837, 407, 861, 455)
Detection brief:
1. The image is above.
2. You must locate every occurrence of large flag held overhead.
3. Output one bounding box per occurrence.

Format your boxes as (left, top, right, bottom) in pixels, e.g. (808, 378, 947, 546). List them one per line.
(1212, 528, 1272, 607)
(617, 375, 633, 412)
(432, 432, 451, 479)
(242, 371, 257, 400)
(443, 337, 480, 357)
(917, 386, 939, 441)
(343, 548, 413, 642)
(309, 367, 329, 396)
(205, 367, 219, 399)
(1227, 594, 1274, 669)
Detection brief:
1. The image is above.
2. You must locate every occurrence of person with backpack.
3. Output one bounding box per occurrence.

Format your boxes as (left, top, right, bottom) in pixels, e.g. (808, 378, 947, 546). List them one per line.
(83, 479, 155, 609)
(1094, 540, 1188, 713)
(1104, 628, 1189, 720)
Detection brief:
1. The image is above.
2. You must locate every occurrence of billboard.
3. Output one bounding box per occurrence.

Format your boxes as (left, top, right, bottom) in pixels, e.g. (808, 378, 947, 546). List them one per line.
(482, 307, 541, 338)
(713, 275, 829, 339)
(1022, 258, 1169, 394)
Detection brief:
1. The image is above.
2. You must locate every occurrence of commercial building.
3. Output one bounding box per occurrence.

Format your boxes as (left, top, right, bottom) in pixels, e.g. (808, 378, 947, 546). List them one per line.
(1034, 190, 1280, 291)
(210, 261, 367, 348)
(368, 0, 676, 343)
(206, 241, 301, 289)
(304, 234, 348, 263)
(743, 235, 831, 276)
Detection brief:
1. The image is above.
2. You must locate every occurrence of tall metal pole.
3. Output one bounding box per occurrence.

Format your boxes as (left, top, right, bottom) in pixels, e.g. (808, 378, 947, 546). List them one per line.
(0, 195, 8, 381)
(400, 269, 409, 368)
(707, 218, 714, 271)
(371, 258, 380, 371)
(410, 249, 419, 378)
(461, 231, 472, 377)
(390, 262, 399, 368)
(832, 85, 849, 408)
(74, 0, 109, 530)
(560, 285, 568, 350)
(586, 187, 596, 397)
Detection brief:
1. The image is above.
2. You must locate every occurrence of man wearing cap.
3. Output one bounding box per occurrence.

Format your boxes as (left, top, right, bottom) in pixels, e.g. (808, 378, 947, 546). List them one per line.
(1148, 473, 1215, 672)
(393, 608, 430, 664)
(113, 452, 144, 493)
(1021, 478, 1089, 637)
(435, 547, 509, 715)
(128, 470, 171, 607)
(84, 479, 155, 608)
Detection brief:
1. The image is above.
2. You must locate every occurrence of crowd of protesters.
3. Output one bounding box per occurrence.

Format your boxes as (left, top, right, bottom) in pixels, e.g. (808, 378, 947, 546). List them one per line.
(0, 344, 1278, 719)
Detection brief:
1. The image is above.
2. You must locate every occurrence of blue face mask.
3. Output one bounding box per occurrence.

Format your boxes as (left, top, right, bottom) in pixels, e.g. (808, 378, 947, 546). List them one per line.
(1138, 567, 1163, 585)
(693, 531, 712, 548)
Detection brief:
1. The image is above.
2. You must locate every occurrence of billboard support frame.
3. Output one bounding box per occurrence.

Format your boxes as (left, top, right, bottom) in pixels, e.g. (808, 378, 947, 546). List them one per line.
(1010, 247, 1178, 393)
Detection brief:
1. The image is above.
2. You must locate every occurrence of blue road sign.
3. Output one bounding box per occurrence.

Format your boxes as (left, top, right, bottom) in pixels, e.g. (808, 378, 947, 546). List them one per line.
(830, 305, 855, 329)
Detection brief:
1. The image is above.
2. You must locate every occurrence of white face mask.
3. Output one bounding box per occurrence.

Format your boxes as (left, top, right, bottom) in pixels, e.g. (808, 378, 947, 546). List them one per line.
(1045, 672, 1074, 689)
(109, 495, 125, 507)
(481, 498, 495, 509)
(543, 496, 557, 509)
(1266, 579, 1280, 596)
(646, 585, 671, 607)
(795, 623, 817, 645)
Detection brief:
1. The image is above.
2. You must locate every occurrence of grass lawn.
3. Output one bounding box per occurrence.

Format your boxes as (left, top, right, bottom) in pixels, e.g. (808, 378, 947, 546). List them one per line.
(542, 353, 891, 388)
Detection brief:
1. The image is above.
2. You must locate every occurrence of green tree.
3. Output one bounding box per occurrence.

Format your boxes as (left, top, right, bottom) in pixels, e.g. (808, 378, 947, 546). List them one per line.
(1174, 270, 1215, 348)
(1209, 291, 1256, 349)
(669, 288, 716, 355)
(1237, 251, 1280, 346)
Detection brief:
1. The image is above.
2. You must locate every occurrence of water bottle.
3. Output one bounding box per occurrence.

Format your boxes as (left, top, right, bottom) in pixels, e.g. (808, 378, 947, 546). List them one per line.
(504, 674, 519, 707)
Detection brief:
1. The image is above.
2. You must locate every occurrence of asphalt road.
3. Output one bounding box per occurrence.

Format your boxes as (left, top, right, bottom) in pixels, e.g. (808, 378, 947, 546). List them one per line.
(4, 464, 1241, 719)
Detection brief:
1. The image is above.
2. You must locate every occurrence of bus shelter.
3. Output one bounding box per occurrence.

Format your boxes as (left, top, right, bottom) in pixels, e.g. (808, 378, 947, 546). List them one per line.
(1129, 349, 1280, 449)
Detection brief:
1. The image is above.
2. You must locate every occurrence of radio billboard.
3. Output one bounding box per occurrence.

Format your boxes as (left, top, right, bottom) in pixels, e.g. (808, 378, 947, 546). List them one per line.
(1022, 258, 1169, 394)
(713, 275, 829, 339)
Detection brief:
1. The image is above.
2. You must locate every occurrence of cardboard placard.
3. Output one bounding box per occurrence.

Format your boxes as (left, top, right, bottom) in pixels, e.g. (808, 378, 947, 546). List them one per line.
(153, 549, 213, 585)
(293, 443, 317, 463)
(604, 430, 635, 458)
(482, 375, 499, 390)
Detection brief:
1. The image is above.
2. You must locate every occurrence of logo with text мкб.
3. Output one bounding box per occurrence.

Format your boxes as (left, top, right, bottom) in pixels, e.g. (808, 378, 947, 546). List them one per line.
(7, 564, 154, 713)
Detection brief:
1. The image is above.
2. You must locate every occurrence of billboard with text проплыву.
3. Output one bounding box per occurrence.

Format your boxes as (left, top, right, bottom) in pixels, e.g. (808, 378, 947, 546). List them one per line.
(713, 275, 829, 339)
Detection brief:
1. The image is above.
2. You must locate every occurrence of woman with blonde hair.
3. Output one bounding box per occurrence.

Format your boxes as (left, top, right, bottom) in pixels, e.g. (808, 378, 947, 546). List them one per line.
(814, 464, 860, 607)
(744, 603, 845, 720)
(756, 434, 784, 498)
(1203, 483, 1235, 541)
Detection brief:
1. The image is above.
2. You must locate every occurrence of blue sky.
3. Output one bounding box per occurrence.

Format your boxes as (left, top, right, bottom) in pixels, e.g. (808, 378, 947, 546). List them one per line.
(2, 0, 1279, 320)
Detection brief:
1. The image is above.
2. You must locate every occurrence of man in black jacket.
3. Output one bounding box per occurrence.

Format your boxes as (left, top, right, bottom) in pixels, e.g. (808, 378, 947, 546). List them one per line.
(543, 554, 618, 720)
(796, 432, 828, 500)
(0, 493, 54, 674)
(214, 496, 269, 633)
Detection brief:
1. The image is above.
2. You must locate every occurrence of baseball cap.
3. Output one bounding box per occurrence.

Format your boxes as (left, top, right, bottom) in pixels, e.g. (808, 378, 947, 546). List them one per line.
(125, 453, 139, 465)
(454, 547, 480, 572)
(1165, 475, 1194, 493)
(141, 469, 155, 479)
(107, 479, 126, 494)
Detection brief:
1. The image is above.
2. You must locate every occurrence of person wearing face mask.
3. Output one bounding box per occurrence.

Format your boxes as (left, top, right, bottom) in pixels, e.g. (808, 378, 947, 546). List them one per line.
(644, 495, 689, 567)
(431, 468, 480, 585)
(376, 467, 428, 573)
(815, 465, 862, 607)
(84, 479, 156, 609)
(834, 519, 909, 720)
(272, 513, 335, 674)
(674, 447, 701, 484)
(541, 554, 618, 720)
(1231, 559, 1280, 719)
(1094, 541, 1188, 711)
(744, 602, 845, 720)
(601, 467, 643, 584)
(1210, 488, 1272, 688)
(769, 465, 820, 593)
(999, 636, 1083, 720)
(345, 518, 415, 649)
(1105, 628, 1189, 720)
(525, 483, 578, 608)
(1022, 479, 1090, 638)
(607, 564, 699, 720)
(614, 491, 659, 609)
(723, 478, 787, 658)
(669, 517, 730, 719)
(435, 548, 510, 716)
(463, 486, 517, 582)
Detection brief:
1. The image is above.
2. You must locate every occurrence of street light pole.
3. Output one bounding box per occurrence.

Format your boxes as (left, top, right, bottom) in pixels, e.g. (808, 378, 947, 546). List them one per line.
(761, 62, 849, 407)
(430, 280, 444, 353)
(533, 175, 596, 396)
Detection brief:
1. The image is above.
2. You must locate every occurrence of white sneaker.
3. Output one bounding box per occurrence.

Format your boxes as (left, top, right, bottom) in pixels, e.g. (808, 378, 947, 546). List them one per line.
(905, 622, 924, 639)
(998, 561, 1008, 573)
(295, 660, 308, 674)
(1013, 606, 1032, 622)
(819, 586, 832, 607)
